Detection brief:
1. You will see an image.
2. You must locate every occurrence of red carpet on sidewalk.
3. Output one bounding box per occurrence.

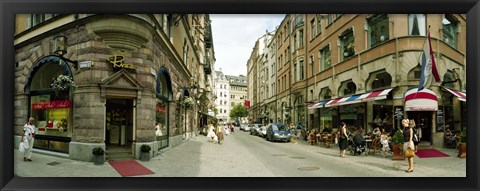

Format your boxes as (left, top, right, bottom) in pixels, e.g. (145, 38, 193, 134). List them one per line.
(415, 149, 449, 158)
(108, 160, 155, 177)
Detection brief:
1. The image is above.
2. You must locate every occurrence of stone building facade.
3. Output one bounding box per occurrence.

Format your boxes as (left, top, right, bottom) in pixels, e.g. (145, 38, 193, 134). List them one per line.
(14, 14, 215, 161)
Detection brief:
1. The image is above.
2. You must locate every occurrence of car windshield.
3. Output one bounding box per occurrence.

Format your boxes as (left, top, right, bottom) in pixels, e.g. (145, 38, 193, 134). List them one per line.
(273, 124, 288, 131)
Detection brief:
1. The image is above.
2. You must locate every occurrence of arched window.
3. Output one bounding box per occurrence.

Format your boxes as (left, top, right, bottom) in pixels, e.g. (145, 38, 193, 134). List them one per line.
(408, 65, 422, 80)
(443, 70, 456, 89)
(339, 80, 356, 96)
(367, 70, 392, 91)
(319, 87, 332, 100)
(25, 56, 74, 142)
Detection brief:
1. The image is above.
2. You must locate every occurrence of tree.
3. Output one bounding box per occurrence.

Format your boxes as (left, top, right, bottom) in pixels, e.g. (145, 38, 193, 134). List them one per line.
(229, 103, 248, 119)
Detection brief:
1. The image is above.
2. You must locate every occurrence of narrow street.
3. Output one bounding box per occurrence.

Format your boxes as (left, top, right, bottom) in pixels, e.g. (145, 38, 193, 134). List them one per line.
(16, 127, 465, 177)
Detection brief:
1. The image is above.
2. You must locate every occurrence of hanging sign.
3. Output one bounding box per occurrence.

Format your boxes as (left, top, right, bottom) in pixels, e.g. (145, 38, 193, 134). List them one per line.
(32, 100, 71, 110)
(107, 55, 137, 70)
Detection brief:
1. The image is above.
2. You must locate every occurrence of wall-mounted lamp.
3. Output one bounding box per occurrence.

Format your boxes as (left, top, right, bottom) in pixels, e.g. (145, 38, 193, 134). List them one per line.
(54, 36, 67, 56)
(53, 35, 79, 69)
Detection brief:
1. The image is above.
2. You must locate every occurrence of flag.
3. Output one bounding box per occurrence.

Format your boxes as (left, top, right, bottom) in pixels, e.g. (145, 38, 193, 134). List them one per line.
(418, 30, 440, 90)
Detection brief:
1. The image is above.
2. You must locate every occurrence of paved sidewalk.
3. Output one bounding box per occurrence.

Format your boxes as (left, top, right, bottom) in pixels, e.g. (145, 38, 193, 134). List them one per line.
(14, 134, 466, 177)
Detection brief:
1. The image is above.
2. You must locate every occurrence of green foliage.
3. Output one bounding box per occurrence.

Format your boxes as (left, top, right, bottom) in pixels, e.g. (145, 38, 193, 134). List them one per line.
(460, 129, 467, 143)
(392, 130, 404, 146)
(140, 144, 151, 152)
(92, 147, 104, 155)
(229, 103, 248, 119)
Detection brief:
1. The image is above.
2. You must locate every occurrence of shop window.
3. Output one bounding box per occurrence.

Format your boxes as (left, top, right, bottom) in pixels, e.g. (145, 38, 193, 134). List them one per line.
(442, 14, 459, 48)
(372, 105, 393, 131)
(29, 61, 73, 140)
(367, 14, 389, 47)
(408, 14, 426, 36)
(155, 100, 168, 140)
(340, 28, 355, 61)
(319, 45, 331, 71)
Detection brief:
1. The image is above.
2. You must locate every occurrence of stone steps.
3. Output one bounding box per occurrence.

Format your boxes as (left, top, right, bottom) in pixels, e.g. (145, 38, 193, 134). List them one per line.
(106, 147, 133, 160)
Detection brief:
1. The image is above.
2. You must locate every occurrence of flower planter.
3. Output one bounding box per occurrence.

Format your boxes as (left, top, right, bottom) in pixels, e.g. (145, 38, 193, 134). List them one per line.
(93, 155, 104, 165)
(392, 144, 404, 160)
(140, 152, 150, 161)
(457, 143, 466, 158)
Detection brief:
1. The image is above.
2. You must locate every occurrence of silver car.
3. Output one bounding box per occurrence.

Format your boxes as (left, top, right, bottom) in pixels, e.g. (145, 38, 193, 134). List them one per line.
(249, 124, 261, 135)
(257, 126, 267, 138)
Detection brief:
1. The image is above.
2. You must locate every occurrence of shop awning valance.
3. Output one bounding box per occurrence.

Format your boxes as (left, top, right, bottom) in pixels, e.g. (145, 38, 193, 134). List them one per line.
(309, 88, 393, 109)
(404, 88, 438, 111)
(443, 87, 466, 102)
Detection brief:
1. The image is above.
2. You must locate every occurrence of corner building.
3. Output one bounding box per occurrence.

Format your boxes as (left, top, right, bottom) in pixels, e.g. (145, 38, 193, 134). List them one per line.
(250, 14, 466, 148)
(14, 14, 215, 161)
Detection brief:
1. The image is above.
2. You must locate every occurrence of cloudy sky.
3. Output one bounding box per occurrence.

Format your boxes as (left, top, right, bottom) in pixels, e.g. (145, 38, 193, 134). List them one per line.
(210, 14, 285, 76)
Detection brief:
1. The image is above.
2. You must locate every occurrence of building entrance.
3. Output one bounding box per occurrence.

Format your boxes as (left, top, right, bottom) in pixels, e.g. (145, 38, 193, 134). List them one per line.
(408, 111, 432, 144)
(106, 99, 134, 150)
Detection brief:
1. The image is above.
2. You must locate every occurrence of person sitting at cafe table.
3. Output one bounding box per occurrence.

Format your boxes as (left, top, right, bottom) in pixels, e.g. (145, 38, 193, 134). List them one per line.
(445, 128, 457, 147)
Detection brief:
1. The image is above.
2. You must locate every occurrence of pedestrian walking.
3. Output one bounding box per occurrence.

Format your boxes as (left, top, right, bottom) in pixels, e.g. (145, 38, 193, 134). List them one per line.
(21, 117, 36, 162)
(216, 124, 224, 145)
(402, 119, 415, 173)
(207, 124, 216, 142)
(409, 119, 419, 153)
(338, 122, 348, 158)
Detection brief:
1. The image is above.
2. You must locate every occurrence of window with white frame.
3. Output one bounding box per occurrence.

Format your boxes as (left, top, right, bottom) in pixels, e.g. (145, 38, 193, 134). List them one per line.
(408, 14, 426, 36)
(367, 14, 389, 47)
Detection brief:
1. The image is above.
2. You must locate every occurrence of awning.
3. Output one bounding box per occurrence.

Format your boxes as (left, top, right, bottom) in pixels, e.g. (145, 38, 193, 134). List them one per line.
(404, 88, 438, 111)
(308, 100, 330, 109)
(321, 88, 393, 108)
(443, 87, 466, 102)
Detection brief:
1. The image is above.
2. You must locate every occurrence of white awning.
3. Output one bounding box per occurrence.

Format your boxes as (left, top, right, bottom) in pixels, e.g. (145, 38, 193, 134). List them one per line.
(404, 88, 438, 111)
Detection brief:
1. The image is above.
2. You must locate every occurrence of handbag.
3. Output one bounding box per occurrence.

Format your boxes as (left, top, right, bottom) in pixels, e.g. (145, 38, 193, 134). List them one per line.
(19, 142, 25, 153)
(404, 147, 415, 158)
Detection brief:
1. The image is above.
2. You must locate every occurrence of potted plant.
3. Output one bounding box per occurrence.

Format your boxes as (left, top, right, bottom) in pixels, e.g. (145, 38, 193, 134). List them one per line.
(92, 147, 105, 165)
(181, 97, 195, 109)
(51, 74, 77, 96)
(140, 144, 151, 161)
(391, 130, 404, 160)
(457, 129, 466, 158)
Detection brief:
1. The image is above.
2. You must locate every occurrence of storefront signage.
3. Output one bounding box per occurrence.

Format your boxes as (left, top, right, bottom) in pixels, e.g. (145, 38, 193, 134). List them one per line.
(32, 100, 71, 110)
(107, 55, 137, 70)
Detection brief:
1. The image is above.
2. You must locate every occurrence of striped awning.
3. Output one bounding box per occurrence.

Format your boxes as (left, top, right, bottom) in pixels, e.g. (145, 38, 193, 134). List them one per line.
(308, 88, 393, 109)
(443, 87, 466, 102)
(404, 88, 438, 111)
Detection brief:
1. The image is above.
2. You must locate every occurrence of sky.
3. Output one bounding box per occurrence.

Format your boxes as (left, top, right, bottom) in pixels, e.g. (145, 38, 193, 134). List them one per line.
(210, 14, 285, 76)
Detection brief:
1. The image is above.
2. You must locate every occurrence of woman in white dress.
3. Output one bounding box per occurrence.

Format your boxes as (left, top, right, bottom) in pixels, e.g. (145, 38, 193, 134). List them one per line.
(207, 124, 216, 142)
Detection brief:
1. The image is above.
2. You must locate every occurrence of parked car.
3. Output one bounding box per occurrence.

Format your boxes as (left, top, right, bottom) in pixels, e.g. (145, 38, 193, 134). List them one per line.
(243, 124, 251, 132)
(266, 123, 292, 142)
(257, 126, 267, 138)
(239, 124, 250, 131)
(250, 124, 262, 135)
